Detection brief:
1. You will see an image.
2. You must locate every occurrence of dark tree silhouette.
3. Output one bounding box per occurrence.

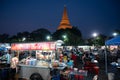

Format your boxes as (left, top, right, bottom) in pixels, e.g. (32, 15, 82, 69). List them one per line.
(52, 26, 83, 46)
(30, 28, 51, 42)
(0, 33, 10, 43)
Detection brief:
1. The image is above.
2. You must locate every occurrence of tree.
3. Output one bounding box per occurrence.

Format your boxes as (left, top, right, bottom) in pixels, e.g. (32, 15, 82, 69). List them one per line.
(112, 29, 120, 37)
(9, 35, 18, 43)
(52, 26, 83, 46)
(0, 33, 10, 43)
(96, 34, 107, 46)
(87, 34, 108, 46)
(30, 28, 51, 42)
(114, 29, 120, 34)
(14, 31, 30, 42)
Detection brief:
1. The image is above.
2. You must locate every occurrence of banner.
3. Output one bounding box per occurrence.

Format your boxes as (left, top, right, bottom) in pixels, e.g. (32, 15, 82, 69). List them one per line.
(11, 42, 56, 50)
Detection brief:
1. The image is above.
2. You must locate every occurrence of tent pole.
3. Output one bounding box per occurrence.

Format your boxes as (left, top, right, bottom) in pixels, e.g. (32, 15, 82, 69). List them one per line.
(105, 46, 108, 74)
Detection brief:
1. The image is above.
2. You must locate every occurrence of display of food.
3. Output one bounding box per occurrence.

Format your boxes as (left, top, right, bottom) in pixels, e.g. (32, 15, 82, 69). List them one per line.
(36, 60, 49, 67)
(36, 51, 55, 61)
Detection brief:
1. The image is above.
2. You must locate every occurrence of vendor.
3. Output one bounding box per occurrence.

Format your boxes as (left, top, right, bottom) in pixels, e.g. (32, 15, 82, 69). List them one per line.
(19, 51, 29, 61)
(117, 47, 120, 61)
(10, 53, 19, 80)
(3, 49, 11, 67)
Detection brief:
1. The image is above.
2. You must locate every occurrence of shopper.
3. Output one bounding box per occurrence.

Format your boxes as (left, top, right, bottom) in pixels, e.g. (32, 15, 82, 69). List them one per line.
(10, 53, 19, 80)
(4, 50, 11, 67)
(117, 47, 120, 59)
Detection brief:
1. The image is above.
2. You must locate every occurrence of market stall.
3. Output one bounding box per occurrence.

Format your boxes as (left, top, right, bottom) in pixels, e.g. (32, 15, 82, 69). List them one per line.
(0, 43, 11, 56)
(0, 43, 11, 66)
(105, 36, 120, 73)
(105, 36, 120, 79)
(11, 41, 65, 80)
(0, 43, 11, 80)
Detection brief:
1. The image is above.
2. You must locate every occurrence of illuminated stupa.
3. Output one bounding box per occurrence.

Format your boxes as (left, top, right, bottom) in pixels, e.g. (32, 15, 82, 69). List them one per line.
(57, 6, 72, 30)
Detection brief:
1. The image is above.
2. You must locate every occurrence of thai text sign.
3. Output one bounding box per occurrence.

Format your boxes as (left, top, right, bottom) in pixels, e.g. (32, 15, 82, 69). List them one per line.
(11, 42, 56, 50)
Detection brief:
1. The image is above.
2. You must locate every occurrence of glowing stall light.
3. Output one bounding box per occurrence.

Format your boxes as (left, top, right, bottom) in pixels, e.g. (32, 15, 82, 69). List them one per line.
(92, 32, 98, 46)
(112, 32, 118, 37)
(46, 36, 51, 40)
(92, 32, 98, 37)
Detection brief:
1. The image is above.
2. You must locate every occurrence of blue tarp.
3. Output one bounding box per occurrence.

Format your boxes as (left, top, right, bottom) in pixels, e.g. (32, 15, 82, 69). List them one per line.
(0, 47, 7, 51)
(105, 36, 120, 74)
(105, 36, 120, 45)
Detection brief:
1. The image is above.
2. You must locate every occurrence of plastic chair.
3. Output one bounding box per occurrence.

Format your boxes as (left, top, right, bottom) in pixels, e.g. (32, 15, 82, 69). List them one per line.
(79, 75, 84, 80)
(75, 75, 79, 80)
(94, 66, 99, 75)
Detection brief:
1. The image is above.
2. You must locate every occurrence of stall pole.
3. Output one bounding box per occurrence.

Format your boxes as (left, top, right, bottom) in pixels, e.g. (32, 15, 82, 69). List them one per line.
(105, 46, 108, 74)
(17, 51, 20, 59)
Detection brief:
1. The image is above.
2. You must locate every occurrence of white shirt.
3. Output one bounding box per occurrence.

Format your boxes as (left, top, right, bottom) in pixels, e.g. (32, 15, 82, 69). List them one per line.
(11, 57, 19, 69)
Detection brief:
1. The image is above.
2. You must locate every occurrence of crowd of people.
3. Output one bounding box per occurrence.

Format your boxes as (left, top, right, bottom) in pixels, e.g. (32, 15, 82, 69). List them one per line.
(48, 46, 100, 80)
(49, 46, 120, 80)
(0, 50, 19, 80)
(0, 46, 120, 80)
(107, 47, 120, 80)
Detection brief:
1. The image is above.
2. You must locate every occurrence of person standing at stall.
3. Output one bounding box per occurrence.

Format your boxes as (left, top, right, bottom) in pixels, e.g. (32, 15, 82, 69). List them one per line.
(117, 47, 120, 60)
(71, 52, 77, 67)
(10, 53, 19, 80)
(4, 50, 11, 67)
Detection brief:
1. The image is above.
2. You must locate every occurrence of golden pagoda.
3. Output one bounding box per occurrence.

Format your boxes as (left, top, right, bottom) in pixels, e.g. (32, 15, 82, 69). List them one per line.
(57, 6, 72, 30)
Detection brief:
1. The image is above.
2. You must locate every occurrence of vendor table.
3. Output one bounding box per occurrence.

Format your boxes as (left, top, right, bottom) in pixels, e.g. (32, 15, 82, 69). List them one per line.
(18, 64, 50, 80)
(18, 64, 66, 80)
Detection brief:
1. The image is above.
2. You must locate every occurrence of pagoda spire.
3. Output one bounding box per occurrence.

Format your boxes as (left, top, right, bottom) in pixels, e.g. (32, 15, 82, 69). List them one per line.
(57, 6, 72, 30)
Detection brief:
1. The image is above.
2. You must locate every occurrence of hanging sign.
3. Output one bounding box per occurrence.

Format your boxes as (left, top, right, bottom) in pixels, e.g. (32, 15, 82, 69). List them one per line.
(11, 42, 56, 50)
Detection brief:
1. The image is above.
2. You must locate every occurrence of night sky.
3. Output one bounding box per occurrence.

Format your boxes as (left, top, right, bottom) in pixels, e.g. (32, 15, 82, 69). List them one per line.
(0, 0, 120, 38)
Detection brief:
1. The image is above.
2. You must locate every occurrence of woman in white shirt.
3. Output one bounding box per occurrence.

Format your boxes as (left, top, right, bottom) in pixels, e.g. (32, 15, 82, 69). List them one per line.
(10, 53, 19, 80)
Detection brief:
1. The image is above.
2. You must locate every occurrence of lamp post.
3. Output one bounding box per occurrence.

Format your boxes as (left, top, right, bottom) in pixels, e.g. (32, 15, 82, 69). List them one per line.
(112, 32, 118, 37)
(46, 35, 51, 41)
(92, 32, 98, 46)
(62, 35, 67, 41)
(62, 35, 67, 45)
(22, 37, 26, 42)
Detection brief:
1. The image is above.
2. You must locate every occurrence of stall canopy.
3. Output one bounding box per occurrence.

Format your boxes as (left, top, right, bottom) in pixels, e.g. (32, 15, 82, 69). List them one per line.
(104, 35, 120, 74)
(0, 43, 11, 51)
(0, 47, 7, 51)
(105, 36, 120, 45)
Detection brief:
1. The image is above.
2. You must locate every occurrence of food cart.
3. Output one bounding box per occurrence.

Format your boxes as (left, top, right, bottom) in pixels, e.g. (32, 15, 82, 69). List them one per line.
(11, 41, 64, 80)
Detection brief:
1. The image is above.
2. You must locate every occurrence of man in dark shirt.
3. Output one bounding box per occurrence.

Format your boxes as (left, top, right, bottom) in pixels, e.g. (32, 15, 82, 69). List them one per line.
(117, 47, 120, 59)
